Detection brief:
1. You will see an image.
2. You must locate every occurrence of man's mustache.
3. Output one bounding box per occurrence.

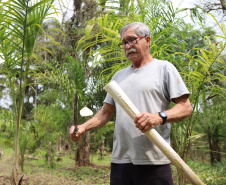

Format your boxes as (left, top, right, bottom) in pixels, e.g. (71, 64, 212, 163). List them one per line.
(126, 48, 137, 55)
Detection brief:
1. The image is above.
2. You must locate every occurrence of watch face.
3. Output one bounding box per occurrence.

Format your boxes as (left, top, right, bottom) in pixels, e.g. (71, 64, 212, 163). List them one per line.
(160, 112, 167, 118)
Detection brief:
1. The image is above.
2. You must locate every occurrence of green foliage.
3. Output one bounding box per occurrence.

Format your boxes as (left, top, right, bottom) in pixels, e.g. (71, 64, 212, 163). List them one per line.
(91, 121, 114, 152)
(1, 145, 225, 184)
(188, 159, 226, 185)
(76, 0, 213, 81)
(171, 159, 226, 185)
(0, 0, 225, 184)
(0, 0, 62, 180)
(37, 53, 88, 108)
(34, 104, 70, 133)
(199, 96, 225, 137)
(75, 1, 225, 183)
(44, 149, 56, 169)
(0, 109, 15, 148)
(19, 121, 39, 171)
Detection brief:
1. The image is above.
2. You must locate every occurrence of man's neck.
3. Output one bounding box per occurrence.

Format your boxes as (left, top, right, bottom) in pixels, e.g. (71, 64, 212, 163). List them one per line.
(132, 56, 153, 69)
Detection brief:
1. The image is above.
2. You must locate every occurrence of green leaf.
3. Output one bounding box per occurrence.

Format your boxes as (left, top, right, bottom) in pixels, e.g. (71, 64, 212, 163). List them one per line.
(196, 59, 208, 67)
(102, 27, 119, 36)
(27, 0, 52, 14)
(214, 73, 226, 79)
(85, 24, 94, 38)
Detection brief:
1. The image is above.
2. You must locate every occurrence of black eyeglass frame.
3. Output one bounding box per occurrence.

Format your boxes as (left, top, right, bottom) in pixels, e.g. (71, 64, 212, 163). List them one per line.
(118, 35, 147, 48)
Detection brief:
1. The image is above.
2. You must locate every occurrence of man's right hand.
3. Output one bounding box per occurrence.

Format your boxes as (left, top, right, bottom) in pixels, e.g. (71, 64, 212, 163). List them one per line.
(69, 125, 85, 142)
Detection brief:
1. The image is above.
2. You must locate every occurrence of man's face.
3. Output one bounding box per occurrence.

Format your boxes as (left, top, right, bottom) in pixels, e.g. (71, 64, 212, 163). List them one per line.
(121, 27, 148, 63)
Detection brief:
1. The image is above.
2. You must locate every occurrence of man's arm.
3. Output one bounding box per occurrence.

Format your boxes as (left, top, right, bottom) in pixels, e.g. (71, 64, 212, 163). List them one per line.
(134, 94, 192, 133)
(70, 103, 115, 142)
(165, 94, 192, 122)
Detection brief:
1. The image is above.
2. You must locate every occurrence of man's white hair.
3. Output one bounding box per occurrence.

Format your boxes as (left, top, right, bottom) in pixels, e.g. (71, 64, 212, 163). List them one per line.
(120, 22, 151, 39)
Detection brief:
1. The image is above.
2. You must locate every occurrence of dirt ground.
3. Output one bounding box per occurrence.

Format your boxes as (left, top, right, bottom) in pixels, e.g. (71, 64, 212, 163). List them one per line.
(0, 153, 13, 185)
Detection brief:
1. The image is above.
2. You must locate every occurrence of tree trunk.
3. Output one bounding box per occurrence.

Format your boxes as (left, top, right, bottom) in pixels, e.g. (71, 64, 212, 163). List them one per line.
(100, 140, 105, 160)
(20, 154, 24, 173)
(212, 128, 221, 162)
(0, 149, 3, 160)
(58, 136, 62, 152)
(207, 127, 214, 165)
(220, 0, 226, 13)
(11, 118, 22, 185)
(75, 135, 85, 167)
(48, 142, 52, 166)
(75, 131, 91, 167)
(216, 143, 221, 162)
(84, 131, 90, 165)
(212, 140, 221, 162)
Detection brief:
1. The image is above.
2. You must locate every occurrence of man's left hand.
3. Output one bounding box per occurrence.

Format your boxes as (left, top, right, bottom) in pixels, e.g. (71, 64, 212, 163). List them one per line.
(134, 112, 162, 133)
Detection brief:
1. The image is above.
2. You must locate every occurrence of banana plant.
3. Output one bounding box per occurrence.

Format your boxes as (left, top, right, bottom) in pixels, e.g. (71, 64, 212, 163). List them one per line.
(0, 0, 60, 184)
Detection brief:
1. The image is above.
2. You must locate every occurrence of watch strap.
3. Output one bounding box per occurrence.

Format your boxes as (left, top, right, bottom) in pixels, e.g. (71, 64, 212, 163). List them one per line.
(158, 112, 167, 125)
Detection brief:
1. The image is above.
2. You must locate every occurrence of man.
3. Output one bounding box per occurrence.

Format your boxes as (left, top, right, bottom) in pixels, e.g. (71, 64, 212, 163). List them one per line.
(70, 22, 192, 185)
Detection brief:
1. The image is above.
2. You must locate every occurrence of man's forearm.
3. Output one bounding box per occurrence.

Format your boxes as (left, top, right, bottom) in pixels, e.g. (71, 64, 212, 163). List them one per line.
(82, 103, 115, 132)
(165, 95, 192, 123)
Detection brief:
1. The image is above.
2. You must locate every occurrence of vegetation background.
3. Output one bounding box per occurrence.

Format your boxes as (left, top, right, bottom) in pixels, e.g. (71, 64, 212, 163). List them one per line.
(0, 0, 225, 184)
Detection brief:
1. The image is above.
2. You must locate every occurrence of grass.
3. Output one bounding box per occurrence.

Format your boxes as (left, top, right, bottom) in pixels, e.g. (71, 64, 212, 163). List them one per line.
(187, 159, 226, 185)
(0, 146, 225, 184)
(0, 147, 111, 184)
(171, 159, 226, 185)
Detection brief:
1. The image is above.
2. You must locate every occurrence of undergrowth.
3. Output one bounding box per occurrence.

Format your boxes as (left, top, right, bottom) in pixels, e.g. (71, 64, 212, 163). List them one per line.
(0, 147, 225, 184)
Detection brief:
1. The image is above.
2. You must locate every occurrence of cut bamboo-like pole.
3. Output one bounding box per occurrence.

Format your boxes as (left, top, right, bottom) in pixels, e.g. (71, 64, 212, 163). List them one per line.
(104, 81, 204, 185)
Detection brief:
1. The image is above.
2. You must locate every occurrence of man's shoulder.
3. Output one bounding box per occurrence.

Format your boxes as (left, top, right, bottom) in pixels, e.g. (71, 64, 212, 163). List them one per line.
(151, 59, 176, 71)
(153, 58, 173, 67)
(113, 65, 131, 76)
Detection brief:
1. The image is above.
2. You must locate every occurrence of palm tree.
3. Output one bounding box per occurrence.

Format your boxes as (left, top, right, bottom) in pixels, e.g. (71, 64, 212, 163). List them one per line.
(0, 0, 59, 184)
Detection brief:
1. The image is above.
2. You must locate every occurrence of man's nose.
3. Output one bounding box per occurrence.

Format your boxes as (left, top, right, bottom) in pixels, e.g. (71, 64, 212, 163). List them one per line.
(124, 43, 132, 49)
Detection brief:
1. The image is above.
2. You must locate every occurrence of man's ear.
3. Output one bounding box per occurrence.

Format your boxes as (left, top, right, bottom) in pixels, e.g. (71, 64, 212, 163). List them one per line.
(145, 36, 151, 47)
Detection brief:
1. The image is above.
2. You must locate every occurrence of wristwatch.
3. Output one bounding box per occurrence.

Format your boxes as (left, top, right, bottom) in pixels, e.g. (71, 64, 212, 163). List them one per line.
(158, 112, 167, 125)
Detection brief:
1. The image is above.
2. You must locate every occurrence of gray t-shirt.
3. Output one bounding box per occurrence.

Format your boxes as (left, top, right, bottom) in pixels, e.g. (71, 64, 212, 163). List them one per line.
(104, 58, 190, 165)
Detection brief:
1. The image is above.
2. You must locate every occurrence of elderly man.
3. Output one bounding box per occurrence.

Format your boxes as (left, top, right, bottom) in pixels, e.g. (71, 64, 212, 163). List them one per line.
(70, 22, 192, 185)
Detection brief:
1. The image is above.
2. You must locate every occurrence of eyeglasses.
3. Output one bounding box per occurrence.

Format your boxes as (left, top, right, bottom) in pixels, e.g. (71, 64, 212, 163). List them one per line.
(118, 36, 146, 48)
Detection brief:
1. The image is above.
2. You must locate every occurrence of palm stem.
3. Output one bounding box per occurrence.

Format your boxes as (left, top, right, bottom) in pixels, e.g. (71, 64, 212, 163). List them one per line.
(12, 0, 29, 184)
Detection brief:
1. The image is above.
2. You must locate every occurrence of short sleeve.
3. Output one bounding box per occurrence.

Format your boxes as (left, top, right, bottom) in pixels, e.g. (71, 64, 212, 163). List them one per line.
(103, 74, 118, 106)
(104, 91, 115, 105)
(164, 63, 190, 100)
